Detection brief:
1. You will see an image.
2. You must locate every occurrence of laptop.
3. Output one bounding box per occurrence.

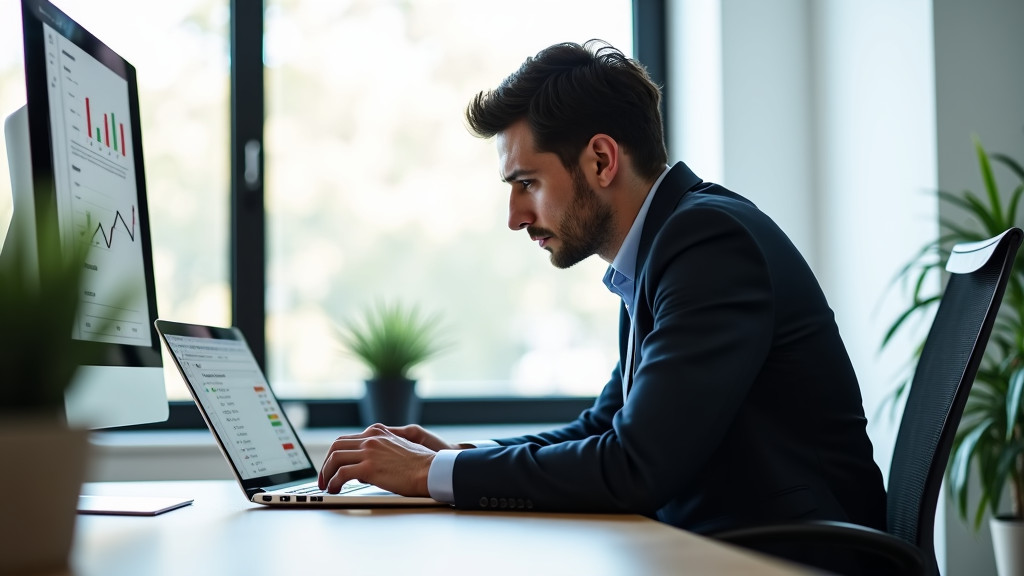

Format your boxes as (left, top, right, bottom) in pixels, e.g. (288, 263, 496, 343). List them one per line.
(154, 319, 445, 508)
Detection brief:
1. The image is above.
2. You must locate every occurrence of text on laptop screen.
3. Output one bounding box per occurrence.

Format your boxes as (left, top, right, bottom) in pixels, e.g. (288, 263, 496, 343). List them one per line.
(162, 334, 313, 479)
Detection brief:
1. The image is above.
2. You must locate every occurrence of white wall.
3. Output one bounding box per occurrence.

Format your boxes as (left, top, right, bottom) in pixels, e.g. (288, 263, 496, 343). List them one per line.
(720, 0, 817, 265)
(668, 0, 943, 569)
(670, 0, 937, 476)
(808, 0, 939, 484)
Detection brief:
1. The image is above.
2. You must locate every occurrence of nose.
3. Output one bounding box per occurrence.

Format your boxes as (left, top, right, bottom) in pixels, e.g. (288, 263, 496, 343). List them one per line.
(508, 192, 532, 231)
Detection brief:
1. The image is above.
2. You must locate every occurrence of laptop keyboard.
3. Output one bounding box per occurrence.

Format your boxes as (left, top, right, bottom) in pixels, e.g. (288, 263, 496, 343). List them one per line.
(283, 480, 370, 496)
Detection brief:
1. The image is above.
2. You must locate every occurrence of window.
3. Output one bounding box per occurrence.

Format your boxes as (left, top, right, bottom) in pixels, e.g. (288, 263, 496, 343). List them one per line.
(3, 1, 653, 422)
(264, 1, 634, 399)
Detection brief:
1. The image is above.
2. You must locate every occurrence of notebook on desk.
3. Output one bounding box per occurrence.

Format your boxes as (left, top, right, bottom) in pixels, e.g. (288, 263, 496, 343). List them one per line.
(154, 319, 445, 508)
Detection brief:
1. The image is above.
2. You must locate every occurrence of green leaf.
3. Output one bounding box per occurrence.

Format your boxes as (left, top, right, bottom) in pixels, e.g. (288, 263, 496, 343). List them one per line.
(881, 294, 941, 347)
(335, 300, 451, 380)
(993, 153, 1024, 182)
(911, 266, 937, 303)
(962, 192, 1001, 233)
(975, 435, 1001, 529)
(1007, 369, 1024, 441)
(989, 441, 1024, 517)
(937, 215, 987, 242)
(1006, 184, 1024, 225)
(974, 135, 1004, 226)
(975, 490, 992, 531)
(949, 418, 994, 522)
(0, 199, 111, 410)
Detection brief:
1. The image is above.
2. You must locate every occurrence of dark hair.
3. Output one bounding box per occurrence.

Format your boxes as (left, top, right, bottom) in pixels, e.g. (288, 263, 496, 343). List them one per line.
(465, 40, 667, 181)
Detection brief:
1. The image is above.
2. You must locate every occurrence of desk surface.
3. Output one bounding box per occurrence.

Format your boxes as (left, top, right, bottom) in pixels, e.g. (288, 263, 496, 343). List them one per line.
(73, 480, 815, 576)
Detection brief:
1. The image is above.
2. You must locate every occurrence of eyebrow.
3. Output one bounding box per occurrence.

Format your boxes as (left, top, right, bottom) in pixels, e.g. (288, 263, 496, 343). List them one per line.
(501, 168, 538, 183)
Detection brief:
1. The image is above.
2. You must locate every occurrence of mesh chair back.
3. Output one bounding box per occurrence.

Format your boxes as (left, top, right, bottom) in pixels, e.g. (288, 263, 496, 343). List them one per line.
(886, 228, 1022, 574)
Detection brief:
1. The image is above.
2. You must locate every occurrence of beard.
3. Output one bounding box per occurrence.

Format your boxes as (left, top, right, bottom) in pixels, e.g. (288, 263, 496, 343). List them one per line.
(528, 165, 614, 269)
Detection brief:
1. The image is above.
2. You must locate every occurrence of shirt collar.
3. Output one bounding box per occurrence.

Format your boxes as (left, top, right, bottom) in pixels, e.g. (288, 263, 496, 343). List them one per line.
(602, 165, 672, 301)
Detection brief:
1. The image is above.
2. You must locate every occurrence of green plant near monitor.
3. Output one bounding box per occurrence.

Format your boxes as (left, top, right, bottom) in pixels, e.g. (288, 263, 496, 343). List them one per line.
(0, 201, 95, 576)
(0, 206, 92, 415)
(882, 137, 1024, 531)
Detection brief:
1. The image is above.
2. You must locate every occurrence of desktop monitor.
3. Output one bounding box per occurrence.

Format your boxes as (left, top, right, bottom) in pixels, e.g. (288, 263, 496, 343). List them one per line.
(1, 0, 168, 428)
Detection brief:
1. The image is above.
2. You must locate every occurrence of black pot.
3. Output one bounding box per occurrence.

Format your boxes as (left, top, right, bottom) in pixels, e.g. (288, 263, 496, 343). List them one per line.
(358, 378, 420, 426)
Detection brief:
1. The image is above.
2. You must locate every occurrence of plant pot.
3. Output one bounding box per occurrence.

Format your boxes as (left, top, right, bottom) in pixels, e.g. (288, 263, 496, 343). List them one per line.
(0, 418, 90, 575)
(991, 516, 1024, 576)
(359, 378, 420, 426)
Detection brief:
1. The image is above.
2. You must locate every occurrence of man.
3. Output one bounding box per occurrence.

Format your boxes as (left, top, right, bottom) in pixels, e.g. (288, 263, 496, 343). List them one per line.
(319, 40, 886, 550)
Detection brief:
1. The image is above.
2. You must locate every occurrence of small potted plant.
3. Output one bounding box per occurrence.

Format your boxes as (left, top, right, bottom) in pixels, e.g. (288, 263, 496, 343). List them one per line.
(335, 300, 449, 426)
(882, 137, 1024, 575)
(0, 206, 93, 575)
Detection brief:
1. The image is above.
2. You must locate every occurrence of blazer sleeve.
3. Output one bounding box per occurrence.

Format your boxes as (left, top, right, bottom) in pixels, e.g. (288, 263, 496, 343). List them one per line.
(451, 206, 776, 514)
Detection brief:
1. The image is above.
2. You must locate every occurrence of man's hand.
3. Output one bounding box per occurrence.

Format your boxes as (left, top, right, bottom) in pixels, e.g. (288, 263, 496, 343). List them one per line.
(317, 424, 438, 496)
(385, 424, 468, 452)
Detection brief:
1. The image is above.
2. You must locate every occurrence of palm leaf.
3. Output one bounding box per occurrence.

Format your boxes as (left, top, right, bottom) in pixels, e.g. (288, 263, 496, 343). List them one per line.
(881, 294, 940, 347)
(949, 418, 994, 523)
(993, 153, 1024, 181)
(974, 135, 1004, 225)
(1007, 369, 1024, 441)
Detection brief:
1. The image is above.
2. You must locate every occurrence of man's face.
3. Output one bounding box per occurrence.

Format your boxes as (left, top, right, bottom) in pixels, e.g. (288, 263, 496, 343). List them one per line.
(496, 121, 613, 269)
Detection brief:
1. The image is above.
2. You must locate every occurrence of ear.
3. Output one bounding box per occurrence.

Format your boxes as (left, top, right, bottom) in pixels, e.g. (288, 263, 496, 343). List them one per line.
(580, 134, 619, 188)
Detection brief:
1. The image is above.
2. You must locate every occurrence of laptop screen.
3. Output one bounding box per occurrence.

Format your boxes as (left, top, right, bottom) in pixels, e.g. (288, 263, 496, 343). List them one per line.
(156, 321, 317, 484)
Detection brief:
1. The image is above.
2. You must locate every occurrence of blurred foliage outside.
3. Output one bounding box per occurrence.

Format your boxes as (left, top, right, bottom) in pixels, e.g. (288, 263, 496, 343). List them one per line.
(0, 0, 633, 400)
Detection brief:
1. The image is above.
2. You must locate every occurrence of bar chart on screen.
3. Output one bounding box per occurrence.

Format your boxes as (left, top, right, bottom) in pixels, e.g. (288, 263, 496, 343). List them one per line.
(83, 96, 128, 157)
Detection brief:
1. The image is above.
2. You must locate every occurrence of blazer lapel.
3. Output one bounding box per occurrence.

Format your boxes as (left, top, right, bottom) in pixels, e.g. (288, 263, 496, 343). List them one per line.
(622, 162, 702, 400)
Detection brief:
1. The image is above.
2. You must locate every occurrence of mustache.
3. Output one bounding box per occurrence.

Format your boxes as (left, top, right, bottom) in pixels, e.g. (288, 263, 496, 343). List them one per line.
(526, 226, 555, 238)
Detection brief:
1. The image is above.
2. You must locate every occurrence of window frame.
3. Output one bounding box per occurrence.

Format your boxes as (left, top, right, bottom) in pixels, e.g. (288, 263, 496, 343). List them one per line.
(144, 0, 668, 430)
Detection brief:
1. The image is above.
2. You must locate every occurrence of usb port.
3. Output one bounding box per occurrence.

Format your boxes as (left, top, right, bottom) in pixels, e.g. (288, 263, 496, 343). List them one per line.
(296, 496, 307, 502)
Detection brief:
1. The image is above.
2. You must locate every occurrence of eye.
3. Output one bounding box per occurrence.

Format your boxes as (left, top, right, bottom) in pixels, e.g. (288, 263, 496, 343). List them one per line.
(518, 179, 534, 190)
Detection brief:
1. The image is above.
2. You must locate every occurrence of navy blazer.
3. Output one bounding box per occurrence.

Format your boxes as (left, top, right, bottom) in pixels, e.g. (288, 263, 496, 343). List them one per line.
(453, 162, 887, 535)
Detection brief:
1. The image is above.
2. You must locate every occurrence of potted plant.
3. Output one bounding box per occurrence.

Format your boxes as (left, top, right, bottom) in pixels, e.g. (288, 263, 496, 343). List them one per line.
(883, 137, 1024, 575)
(0, 206, 94, 575)
(335, 300, 449, 426)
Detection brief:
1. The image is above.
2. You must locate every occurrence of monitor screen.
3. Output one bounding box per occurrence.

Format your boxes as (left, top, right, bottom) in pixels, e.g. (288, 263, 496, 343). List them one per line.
(3, 0, 167, 428)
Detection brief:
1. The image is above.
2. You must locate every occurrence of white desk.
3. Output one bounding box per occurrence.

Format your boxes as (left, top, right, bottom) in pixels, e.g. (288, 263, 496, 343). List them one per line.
(72, 480, 818, 575)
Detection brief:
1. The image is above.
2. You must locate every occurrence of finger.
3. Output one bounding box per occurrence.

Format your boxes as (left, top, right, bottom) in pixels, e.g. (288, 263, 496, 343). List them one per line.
(320, 450, 366, 493)
(319, 446, 363, 489)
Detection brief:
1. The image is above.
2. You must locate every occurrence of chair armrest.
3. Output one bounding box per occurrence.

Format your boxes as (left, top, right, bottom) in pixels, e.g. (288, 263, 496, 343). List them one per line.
(712, 520, 928, 576)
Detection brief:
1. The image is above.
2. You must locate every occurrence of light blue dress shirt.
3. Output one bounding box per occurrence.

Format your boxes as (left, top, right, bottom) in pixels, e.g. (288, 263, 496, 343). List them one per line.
(602, 166, 669, 312)
(426, 166, 672, 504)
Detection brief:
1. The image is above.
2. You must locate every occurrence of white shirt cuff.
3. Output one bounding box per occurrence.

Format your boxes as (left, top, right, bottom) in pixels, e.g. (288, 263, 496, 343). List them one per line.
(462, 439, 498, 448)
(427, 449, 462, 504)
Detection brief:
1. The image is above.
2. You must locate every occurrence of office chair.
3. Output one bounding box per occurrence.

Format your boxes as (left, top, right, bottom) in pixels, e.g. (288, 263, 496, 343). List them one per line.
(713, 227, 1023, 576)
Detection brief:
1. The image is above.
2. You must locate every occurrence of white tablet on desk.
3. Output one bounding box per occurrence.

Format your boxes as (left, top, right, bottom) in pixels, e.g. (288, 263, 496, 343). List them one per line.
(78, 495, 194, 516)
